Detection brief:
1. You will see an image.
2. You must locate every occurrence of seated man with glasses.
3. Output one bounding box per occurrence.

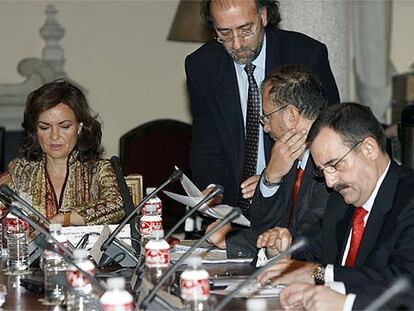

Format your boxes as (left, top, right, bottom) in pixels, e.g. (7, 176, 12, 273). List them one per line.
(206, 65, 331, 259)
(257, 102, 414, 298)
(186, 0, 339, 213)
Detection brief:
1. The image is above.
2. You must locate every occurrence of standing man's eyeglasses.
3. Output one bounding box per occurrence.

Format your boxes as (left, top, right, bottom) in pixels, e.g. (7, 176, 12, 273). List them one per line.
(215, 23, 259, 44)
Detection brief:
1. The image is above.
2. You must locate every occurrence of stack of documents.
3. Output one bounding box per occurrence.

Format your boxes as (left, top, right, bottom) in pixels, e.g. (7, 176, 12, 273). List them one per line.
(163, 171, 250, 227)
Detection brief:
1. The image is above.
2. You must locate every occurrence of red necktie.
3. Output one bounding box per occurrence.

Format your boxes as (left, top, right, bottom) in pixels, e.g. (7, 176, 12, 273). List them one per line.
(345, 207, 368, 267)
(288, 167, 304, 227)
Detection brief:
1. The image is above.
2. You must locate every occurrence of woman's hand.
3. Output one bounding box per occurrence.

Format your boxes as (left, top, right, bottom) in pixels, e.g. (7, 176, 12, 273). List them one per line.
(50, 211, 86, 226)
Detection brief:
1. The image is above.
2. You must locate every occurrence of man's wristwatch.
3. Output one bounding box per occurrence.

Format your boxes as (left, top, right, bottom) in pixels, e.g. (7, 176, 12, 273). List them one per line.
(312, 264, 326, 285)
(263, 170, 282, 187)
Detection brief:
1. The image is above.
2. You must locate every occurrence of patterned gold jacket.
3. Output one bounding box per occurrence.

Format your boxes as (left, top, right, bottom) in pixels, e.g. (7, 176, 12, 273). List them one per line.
(0, 153, 124, 225)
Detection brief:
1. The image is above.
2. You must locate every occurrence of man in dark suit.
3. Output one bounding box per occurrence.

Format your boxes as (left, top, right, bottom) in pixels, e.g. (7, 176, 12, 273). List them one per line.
(206, 65, 330, 258)
(257, 103, 414, 297)
(186, 0, 339, 208)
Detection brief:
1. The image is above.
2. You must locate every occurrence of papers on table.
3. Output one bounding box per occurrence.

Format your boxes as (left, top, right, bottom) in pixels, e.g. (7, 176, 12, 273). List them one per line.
(163, 171, 250, 227)
(61, 224, 131, 251)
(170, 245, 252, 264)
(211, 278, 284, 298)
(170, 240, 253, 264)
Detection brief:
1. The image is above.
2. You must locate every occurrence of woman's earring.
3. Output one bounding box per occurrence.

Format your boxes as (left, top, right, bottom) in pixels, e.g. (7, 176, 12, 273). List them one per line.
(77, 122, 83, 135)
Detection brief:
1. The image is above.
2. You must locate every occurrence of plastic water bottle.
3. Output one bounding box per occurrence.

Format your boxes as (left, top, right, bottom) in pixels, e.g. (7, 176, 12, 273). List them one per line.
(43, 223, 68, 305)
(66, 249, 96, 311)
(100, 277, 133, 311)
(143, 187, 162, 216)
(139, 203, 162, 246)
(5, 214, 29, 273)
(180, 256, 210, 311)
(246, 298, 267, 311)
(144, 229, 172, 291)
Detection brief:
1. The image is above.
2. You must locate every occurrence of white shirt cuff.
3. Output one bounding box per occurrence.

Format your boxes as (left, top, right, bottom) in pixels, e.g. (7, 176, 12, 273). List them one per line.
(343, 294, 357, 311)
(325, 281, 346, 295)
(325, 264, 335, 283)
(259, 176, 280, 198)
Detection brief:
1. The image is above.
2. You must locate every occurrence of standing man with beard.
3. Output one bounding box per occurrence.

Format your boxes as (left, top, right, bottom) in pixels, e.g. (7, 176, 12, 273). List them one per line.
(186, 0, 339, 211)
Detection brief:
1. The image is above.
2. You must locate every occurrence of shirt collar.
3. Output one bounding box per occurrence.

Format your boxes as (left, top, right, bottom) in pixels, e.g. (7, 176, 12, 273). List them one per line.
(361, 160, 391, 212)
(298, 149, 310, 171)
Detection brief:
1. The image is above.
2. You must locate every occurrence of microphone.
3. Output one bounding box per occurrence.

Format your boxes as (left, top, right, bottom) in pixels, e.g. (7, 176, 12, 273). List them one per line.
(100, 167, 183, 252)
(213, 237, 308, 311)
(363, 277, 411, 311)
(139, 207, 242, 310)
(110, 156, 139, 252)
(130, 184, 224, 291)
(0, 184, 50, 225)
(165, 184, 224, 239)
(8, 205, 104, 293)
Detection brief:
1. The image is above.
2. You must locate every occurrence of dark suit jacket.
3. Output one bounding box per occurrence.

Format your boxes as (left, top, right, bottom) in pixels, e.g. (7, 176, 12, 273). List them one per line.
(225, 157, 330, 258)
(186, 27, 340, 206)
(350, 282, 414, 310)
(295, 161, 414, 293)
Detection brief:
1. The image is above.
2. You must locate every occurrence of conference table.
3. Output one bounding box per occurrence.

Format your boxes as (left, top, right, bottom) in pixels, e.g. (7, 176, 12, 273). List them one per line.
(0, 256, 282, 310)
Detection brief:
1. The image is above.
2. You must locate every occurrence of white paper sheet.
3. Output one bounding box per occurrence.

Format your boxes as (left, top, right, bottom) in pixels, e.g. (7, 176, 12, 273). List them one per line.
(211, 280, 284, 298)
(163, 171, 250, 227)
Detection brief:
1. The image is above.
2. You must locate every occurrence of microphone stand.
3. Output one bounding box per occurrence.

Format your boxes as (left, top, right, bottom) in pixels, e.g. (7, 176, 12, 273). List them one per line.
(8, 205, 105, 294)
(165, 184, 223, 239)
(101, 168, 183, 252)
(0, 184, 50, 225)
(363, 277, 411, 311)
(131, 184, 224, 290)
(213, 237, 308, 311)
(140, 207, 241, 310)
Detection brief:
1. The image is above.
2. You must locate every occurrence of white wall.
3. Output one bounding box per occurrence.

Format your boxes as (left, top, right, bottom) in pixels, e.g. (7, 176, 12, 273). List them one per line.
(0, 0, 201, 157)
(0, 0, 413, 156)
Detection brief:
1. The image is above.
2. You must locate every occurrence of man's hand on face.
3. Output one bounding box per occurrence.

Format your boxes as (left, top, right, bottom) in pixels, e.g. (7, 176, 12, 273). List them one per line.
(265, 129, 308, 183)
(240, 175, 260, 199)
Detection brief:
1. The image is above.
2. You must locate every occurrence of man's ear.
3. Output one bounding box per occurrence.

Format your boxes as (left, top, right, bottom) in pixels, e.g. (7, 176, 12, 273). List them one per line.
(361, 137, 379, 160)
(284, 104, 299, 126)
(261, 6, 268, 27)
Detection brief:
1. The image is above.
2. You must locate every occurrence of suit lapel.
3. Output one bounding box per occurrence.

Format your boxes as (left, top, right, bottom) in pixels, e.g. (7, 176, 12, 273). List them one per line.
(291, 158, 315, 225)
(214, 54, 245, 183)
(355, 161, 399, 265)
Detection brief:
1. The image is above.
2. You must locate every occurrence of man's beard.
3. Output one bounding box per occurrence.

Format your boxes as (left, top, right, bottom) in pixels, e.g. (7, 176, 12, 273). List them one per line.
(228, 29, 264, 65)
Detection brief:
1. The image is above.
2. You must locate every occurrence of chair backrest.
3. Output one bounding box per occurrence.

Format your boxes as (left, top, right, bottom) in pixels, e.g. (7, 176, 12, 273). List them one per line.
(119, 119, 192, 230)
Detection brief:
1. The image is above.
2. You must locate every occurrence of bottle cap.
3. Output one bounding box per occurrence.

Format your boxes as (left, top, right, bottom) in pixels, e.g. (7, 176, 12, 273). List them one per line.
(73, 249, 89, 259)
(150, 229, 164, 239)
(107, 277, 125, 290)
(246, 298, 267, 311)
(185, 256, 202, 268)
(49, 223, 62, 232)
(146, 187, 156, 195)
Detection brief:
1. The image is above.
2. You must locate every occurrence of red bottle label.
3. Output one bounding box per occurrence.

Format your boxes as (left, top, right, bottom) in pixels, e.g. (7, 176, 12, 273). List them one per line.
(145, 247, 169, 267)
(180, 277, 209, 301)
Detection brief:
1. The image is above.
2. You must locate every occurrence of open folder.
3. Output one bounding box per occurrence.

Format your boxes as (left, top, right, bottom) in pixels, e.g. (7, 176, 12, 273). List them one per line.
(163, 172, 250, 227)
